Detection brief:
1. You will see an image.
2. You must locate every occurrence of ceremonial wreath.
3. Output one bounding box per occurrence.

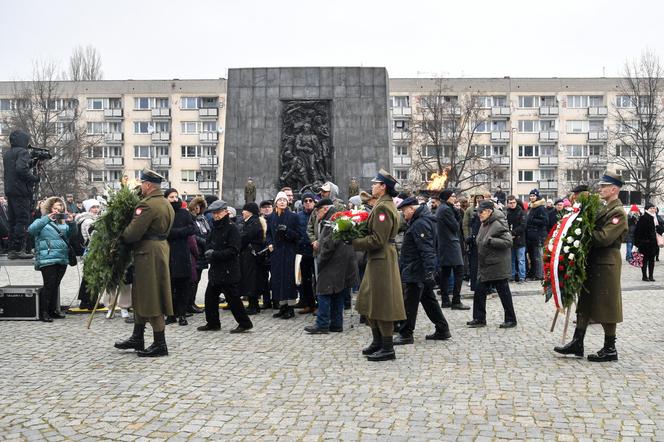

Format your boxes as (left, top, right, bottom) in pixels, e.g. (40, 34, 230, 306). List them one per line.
(330, 210, 369, 242)
(543, 192, 601, 309)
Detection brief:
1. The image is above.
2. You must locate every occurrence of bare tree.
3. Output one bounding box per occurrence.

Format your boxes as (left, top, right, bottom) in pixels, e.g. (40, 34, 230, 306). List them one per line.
(2, 60, 96, 198)
(410, 79, 499, 193)
(68, 45, 103, 81)
(611, 51, 664, 204)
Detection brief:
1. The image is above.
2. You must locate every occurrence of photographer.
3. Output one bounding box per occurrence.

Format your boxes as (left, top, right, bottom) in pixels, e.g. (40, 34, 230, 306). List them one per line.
(3, 130, 40, 259)
(28, 197, 72, 322)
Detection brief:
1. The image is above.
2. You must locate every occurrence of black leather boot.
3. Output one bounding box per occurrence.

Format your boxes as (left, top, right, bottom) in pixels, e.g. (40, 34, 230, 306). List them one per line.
(553, 328, 586, 357)
(280, 305, 295, 319)
(587, 335, 618, 362)
(362, 327, 382, 355)
(272, 304, 286, 318)
(137, 330, 168, 357)
(114, 324, 145, 351)
(367, 336, 396, 361)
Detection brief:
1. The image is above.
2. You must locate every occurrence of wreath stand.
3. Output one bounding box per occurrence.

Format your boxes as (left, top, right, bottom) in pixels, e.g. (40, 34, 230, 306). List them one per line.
(550, 303, 575, 343)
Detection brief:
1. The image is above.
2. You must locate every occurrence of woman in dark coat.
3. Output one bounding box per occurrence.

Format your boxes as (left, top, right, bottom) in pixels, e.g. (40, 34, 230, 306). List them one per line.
(239, 202, 266, 314)
(266, 191, 300, 319)
(165, 189, 197, 325)
(188, 197, 210, 313)
(634, 203, 662, 281)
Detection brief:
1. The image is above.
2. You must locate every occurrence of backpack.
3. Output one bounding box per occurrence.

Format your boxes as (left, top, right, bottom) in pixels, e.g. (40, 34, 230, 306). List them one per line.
(71, 218, 87, 256)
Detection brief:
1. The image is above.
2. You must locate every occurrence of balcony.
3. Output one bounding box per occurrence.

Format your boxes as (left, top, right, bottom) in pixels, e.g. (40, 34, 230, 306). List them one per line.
(58, 109, 76, 120)
(490, 131, 510, 143)
(104, 157, 124, 168)
(538, 180, 558, 190)
(151, 132, 170, 143)
(392, 107, 412, 117)
(103, 108, 123, 119)
(151, 156, 171, 167)
(539, 156, 559, 167)
(151, 108, 171, 119)
(539, 131, 559, 142)
(491, 156, 510, 166)
(588, 106, 608, 118)
(490, 107, 511, 118)
(392, 131, 411, 141)
(539, 106, 559, 117)
(492, 180, 510, 190)
(108, 182, 122, 190)
(199, 132, 218, 143)
(104, 132, 123, 143)
(588, 130, 608, 142)
(199, 108, 218, 118)
(393, 156, 411, 166)
(199, 156, 219, 168)
(198, 180, 219, 191)
(588, 155, 608, 165)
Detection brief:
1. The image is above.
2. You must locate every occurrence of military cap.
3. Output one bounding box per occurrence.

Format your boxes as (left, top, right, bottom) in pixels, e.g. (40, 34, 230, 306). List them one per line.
(259, 200, 273, 208)
(139, 168, 165, 184)
(315, 198, 333, 209)
(205, 199, 228, 213)
(478, 200, 495, 211)
(397, 196, 419, 210)
(598, 171, 624, 187)
(371, 168, 399, 197)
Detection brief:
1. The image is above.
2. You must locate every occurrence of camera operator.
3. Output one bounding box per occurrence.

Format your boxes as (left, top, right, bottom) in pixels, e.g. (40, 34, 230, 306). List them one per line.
(3, 130, 40, 259)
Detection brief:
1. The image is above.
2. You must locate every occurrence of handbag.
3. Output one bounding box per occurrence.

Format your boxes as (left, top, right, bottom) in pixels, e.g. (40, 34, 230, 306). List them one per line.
(49, 222, 78, 267)
(628, 249, 644, 268)
(657, 233, 664, 248)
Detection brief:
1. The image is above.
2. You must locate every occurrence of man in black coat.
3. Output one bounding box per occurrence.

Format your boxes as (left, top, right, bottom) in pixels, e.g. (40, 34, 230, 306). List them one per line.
(435, 188, 469, 310)
(197, 200, 253, 333)
(394, 197, 451, 345)
(506, 196, 527, 283)
(2, 130, 39, 259)
(525, 188, 548, 280)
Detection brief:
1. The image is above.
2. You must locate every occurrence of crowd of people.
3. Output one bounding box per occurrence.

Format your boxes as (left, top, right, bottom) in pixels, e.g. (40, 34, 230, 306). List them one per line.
(0, 130, 642, 363)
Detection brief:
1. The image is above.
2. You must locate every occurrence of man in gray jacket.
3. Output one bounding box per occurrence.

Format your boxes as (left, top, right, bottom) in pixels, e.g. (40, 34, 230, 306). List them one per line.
(466, 200, 517, 329)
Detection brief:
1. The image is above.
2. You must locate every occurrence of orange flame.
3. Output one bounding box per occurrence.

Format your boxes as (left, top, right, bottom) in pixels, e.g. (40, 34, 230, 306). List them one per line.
(427, 170, 448, 191)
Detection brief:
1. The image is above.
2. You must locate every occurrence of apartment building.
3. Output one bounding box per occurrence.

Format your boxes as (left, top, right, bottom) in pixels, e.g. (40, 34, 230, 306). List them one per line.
(389, 78, 647, 203)
(0, 76, 653, 203)
(0, 79, 226, 196)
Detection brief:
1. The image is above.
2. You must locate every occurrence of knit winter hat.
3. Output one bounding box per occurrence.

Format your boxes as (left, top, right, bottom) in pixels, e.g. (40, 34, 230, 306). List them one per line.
(82, 199, 100, 212)
(439, 188, 455, 202)
(274, 191, 288, 204)
(242, 202, 259, 216)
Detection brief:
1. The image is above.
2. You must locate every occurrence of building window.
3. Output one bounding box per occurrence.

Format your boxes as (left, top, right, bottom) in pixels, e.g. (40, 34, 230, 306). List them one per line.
(133, 145, 152, 158)
(491, 120, 507, 131)
(202, 121, 217, 132)
(135, 97, 152, 109)
(518, 120, 537, 133)
(86, 122, 106, 134)
(87, 98, 105, 110)
(540, 145, 555, 156)
(154, 121, 170, 133)
(200, 97, 218, 108)
(181, 145, 199, 158)
(394, 120, 409, 131)
(539, 120, 556, 131)
(518, 170, 537, 182)
(474, 121, 491, 133)
(181, 170, 198, 182)
(615, 95, 635, 108)
(540, 169, 556, 181)
(589, 120, 605, 131)
(615, 144, 636, 157)
(540, 96, 557, 107)
(567, 145, 586, 157)
(518, 96, 540, 108)
(134, 121, 152, 134)
(567, 96, 587, 108)
(154, 146, 169, 157)
(391, 96, 409, 107)
(491, 145, 505, 156)
(566, 120, 588, 133)
(471, 145, 490, 157)
(181, 122, 199, 134)
(518, 145, 540, 157)
(89, 170, 104, 182)
(393, 169, 408, 181)
(181, 97, 199, 109)
(394, 144, 408, 156)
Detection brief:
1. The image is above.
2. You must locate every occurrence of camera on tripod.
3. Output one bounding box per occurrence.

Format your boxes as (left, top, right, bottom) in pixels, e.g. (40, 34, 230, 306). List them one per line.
(28, 145, 52, 163)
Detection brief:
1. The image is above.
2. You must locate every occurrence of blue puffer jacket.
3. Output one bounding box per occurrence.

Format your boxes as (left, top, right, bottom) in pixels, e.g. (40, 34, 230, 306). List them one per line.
(28, 215, 71, 270)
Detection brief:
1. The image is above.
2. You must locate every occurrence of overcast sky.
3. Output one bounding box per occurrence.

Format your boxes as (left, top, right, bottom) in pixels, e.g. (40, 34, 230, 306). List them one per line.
(1, 0, 662, 81)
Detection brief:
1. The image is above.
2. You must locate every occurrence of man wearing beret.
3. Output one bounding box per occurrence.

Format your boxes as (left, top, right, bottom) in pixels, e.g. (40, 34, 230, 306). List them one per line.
(352, 169, 406, 361)
(115, 168, 175, 357)
(555, 171, 628, 362)
(394, 197, 451, 345)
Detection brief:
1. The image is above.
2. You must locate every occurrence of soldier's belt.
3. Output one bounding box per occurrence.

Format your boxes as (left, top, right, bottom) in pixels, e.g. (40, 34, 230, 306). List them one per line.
(142, 234, 167, 241)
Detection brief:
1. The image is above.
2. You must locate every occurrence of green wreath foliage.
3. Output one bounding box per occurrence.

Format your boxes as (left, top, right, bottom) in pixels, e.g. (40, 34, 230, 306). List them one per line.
(82, 186, 140, 300)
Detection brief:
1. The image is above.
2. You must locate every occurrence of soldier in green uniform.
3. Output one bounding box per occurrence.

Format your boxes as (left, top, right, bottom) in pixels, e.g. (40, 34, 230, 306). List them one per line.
(115, 168, 175, 357)
(554, 171, 628, 362)
(352, 169, 406, 361)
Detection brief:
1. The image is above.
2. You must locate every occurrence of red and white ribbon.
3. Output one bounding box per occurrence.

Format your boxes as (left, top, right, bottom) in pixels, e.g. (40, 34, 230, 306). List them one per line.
(549, 211, 579, 309)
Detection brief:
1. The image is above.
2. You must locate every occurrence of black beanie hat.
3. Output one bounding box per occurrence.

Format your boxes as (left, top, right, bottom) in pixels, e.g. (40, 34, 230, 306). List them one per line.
(439, 188, 455, 202)
(242, 202, 260, 216)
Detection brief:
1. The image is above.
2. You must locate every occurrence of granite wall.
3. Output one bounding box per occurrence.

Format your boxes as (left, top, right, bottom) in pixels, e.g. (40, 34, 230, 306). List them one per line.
(222, 67, 391, 206)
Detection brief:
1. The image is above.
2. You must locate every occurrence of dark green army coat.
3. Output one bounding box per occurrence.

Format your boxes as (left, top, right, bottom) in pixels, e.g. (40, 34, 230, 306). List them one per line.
(353, 194, 406, 322)
(244, 182, 256, 203)
(577, 198, 628, 323)
(121, 188, 175, 317)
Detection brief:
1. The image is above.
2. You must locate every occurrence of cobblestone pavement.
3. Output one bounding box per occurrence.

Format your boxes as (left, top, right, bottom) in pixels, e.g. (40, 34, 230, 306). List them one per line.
(1, 256, 664, 440)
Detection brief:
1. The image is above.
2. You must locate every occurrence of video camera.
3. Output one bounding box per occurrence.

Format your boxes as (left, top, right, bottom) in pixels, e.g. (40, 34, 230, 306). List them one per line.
(28, 145, 52, 163)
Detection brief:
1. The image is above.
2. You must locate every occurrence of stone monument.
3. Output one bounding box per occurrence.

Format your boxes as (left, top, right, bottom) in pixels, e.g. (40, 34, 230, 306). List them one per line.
(222, 67, 392, 205)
